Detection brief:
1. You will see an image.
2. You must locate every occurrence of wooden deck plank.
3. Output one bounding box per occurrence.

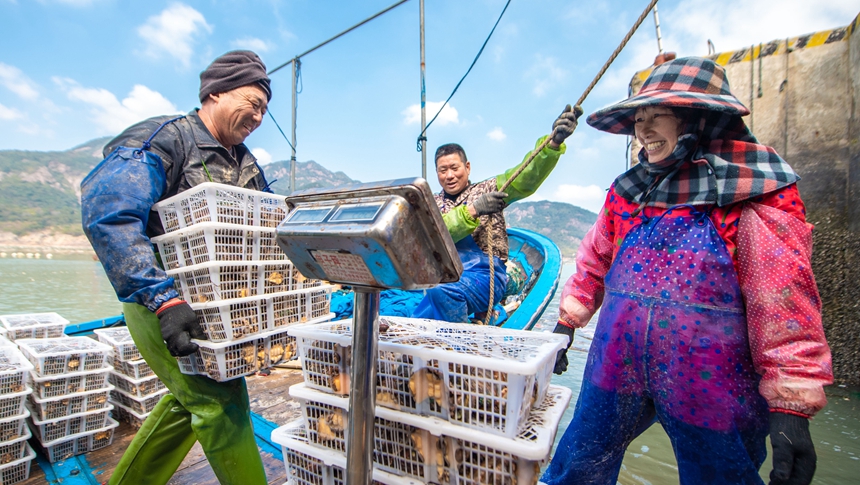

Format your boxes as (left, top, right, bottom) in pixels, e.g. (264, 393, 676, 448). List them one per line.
(20, 367, 300, 484)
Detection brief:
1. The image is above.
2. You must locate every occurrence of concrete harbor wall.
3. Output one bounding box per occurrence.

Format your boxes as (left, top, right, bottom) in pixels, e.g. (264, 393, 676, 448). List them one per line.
(629, 13, 860, 385)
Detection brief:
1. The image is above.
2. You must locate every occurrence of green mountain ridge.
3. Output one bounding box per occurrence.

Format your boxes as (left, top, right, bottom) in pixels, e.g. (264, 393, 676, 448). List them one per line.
(0, 138, 598, 259)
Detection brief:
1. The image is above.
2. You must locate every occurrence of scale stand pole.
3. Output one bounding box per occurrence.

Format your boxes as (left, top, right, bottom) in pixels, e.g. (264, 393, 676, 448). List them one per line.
(346, 288, 380, 485)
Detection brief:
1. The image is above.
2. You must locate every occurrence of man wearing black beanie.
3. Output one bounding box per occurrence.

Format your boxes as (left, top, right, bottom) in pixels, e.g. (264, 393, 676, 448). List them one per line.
(80, 50, 273, 485)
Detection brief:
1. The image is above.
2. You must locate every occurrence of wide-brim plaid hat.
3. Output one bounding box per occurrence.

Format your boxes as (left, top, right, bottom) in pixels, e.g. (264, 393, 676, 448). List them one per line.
(587, 57, 749, 135)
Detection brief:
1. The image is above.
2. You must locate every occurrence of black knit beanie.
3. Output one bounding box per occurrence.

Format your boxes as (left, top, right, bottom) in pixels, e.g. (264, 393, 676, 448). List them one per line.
(199, 50, 272, 103)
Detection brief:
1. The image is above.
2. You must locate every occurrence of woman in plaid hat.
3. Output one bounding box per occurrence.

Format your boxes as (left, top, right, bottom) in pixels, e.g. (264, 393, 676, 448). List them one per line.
(544, 57, 832, 485)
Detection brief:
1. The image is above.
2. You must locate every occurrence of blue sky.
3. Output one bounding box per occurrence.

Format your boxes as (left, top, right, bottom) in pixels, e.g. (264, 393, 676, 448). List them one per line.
(1, 0, 858, 212)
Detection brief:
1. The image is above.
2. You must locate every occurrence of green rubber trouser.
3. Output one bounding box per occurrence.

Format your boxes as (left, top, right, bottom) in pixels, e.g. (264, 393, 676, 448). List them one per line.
(109, 303, 267, 485)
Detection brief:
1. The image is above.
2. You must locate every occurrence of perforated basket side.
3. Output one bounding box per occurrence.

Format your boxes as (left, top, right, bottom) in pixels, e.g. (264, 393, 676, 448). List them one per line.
(16, 337, 112, 376)
(289, 383, 572, 485)
(38, 418, 118, 463)
(153, 183, 288, 233)
(109, 372, 166, 398)
(113, 357, 155, 380)
(109, 388, 168, 415)
(151, 223, 287, 269)
(0, 390, 30, 420)
(93, 328, 141, 362)
(28, 404, 113, 444)
(0, 348, 33, 396)
(0, 427, 31, 466)
(110, 400, 149, 429)
(29, 369, 111, 399)
(0, 410, 29, 442)
(271, 420, 420, 485)
(28, 385, 112, 421)
(0, 443, 34, 484)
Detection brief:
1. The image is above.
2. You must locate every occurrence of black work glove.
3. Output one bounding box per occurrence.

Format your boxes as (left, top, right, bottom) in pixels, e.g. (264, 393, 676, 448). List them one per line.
(769, 412, 817, 485)
(471, 191, 508, 217)
(156, 300, 207, 357)
(552, 322, 575, 375)
(550, 104, 584, 146)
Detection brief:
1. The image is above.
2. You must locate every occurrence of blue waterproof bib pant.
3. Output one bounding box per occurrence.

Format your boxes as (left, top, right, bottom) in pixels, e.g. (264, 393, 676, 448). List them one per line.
(411, 237, 508, 323)
(542, 208, 769, 485)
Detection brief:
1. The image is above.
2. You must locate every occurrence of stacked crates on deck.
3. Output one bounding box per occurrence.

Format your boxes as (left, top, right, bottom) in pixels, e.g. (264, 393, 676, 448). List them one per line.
(0, 313, 68, 342)
(272, 316, 572, 485)
(94, 328, 168, 428)
(150, 183, 334, 382)
(17, 337, 118, 463)
(0, 346, 36, 484)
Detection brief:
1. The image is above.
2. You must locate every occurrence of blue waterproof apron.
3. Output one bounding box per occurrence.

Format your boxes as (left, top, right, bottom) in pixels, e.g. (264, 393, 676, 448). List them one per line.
(543, 206, 769, 485)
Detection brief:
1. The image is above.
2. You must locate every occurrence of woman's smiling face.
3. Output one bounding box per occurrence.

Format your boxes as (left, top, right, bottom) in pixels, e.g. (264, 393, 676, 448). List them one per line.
(634, 106, 684, 164)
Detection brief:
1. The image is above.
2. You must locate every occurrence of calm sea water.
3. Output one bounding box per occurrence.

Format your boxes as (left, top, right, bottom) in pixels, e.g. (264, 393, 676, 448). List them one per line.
(0, 257, 857, 483)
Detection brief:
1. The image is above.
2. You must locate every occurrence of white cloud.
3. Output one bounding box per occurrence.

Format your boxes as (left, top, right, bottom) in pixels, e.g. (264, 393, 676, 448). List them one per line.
(55, 77, 179, 134)
(525, 54, 568, 97)
(666, 0, 859, 57)
(137, 3, 212, 68)
(402, 101, 459, 126)
(231, 37, 273, 53)
(252, 147, 274, 165)
(0, 63, 40, 100)
(487, 127, 506, 141)
(547, 184, 606, 213)
(0, 103, 22, 120)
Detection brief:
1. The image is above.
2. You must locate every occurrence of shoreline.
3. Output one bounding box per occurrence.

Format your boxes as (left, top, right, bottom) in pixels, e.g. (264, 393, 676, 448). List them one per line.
(0, 230, 95, 256)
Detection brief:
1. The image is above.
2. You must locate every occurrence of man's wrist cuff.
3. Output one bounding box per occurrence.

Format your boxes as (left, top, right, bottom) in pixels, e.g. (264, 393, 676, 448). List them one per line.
(156, 298, 185, 315)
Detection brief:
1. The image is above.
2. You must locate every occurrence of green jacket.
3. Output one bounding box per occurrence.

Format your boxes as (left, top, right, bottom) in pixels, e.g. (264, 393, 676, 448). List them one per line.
(441, 135, 566, 244)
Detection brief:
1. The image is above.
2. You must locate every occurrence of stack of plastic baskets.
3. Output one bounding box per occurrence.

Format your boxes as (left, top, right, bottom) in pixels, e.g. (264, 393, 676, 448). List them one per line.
(150, 182, 335, 382)
(272, 316, 572, 485)
(0, 346, 35, 484)
(94, 328, 168, 429)
(17, 337, 118, 463)
(0, 313, 68, 341)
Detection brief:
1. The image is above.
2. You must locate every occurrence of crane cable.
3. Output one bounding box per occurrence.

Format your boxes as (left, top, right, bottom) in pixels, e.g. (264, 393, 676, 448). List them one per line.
(481, 0, 660, 325)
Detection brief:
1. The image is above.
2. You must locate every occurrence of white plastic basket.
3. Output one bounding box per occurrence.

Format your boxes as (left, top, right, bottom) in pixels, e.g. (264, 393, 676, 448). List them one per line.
(111, 400, 149, 429)
(153, 182, 288, 233)
(190, 287, 334, 342)
(28, 404, 113, 444)
(113, 357, 154, 380)
(177, 323, 307, 381)
(0, 426, 31, 466)
(16, 337, 112, 377)
(37, 417, 118, 463)
(93, 327, 141, 362)
(29, 368, 111, 399)
(0, 347, 33, 396)
(109, 371, 166, 398)
(110, 388, 168, 415)
(152, 222, 286, 271)
(0, 410, 29, 443)
(0, 442, 34, 484)
(0, 313, 68, 341)
(0, 389, 30, 420)
(289, 383, 571, 485)
(272, 420, 420, 485)
(28, 384, 113, 421)
(290, 317, 567, 438)
(168, 260, 324, 303)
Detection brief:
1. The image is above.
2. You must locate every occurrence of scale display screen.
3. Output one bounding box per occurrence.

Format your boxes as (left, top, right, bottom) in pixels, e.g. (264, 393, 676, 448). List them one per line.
(329, 203, 384, 222)
(284, 206, 334, 223)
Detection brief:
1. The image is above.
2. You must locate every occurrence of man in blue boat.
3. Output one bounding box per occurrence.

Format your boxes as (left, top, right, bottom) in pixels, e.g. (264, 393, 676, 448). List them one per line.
(80, 51, 272, 485)
(411, 105, 582, 324)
